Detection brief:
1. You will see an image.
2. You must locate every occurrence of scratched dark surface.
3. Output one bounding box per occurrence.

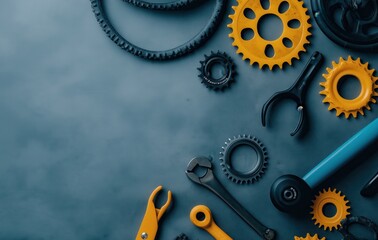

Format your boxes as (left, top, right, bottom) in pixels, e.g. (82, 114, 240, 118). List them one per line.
(0, 0, 377, 239)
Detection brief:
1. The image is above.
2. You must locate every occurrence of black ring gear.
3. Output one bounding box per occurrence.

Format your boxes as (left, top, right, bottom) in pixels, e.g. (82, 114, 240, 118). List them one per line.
(220, 135, 268, 184)
(198, 51, 236, 90)
(90, 0, 227, 61)
(339, 216, 378, 240)
(122, 0, 204, 11)
(311, 0, 378, 51)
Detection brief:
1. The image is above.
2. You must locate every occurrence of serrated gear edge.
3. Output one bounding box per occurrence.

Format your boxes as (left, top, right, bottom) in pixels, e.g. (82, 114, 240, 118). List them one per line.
(227, 0, 312, 69)
(310, 187, 351, 231)
(198, 51, 236, 90)
(90, 0, 227, 60)
(122, 0, 204, 10)
(294, 233, 326, 240)
(320, 56, 378, 118)
(219, 134, 268, 184)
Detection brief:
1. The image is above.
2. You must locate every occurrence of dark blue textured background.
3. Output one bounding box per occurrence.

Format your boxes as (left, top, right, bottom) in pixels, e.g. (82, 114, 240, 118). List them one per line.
(0, 0, 377, 239)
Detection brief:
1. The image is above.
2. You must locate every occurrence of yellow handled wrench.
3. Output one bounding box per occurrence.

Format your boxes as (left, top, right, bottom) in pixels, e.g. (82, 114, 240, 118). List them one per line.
(190, 205, 232, 240)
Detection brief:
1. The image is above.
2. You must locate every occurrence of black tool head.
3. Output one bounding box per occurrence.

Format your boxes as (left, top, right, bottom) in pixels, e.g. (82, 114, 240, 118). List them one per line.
(270, 174, 313, 215)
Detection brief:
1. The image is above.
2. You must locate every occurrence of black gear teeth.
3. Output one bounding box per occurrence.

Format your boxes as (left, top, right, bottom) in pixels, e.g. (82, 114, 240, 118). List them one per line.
(123, 0, 204, 11)
(90, 0, 227, 61)
(198, 51, 236, 90)
(219, 134, 268, 184)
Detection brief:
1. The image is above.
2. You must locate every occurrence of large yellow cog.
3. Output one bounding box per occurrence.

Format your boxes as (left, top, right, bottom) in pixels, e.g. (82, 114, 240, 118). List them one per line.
(294, 233, 326, 240)
(228, 0, 311, 70)
(320, 56, 378, 118)
(311, 188, 351, 231)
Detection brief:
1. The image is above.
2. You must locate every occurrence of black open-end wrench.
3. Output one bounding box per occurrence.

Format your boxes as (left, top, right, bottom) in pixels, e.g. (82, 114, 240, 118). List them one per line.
(261, 52, 324, 136)
(186, 157, 276, 240)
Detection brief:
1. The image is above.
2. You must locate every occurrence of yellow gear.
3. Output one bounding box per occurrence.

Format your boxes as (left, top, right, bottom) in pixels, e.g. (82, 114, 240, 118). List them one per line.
(320, 56, 378, 118)
(294, 233, 326, 240)
(228, 0, 311, 70)
(311, 188, 350, 231)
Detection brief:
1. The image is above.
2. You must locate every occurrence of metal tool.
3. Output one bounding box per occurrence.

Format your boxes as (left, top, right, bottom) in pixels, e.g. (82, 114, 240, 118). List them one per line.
(190, 205, 232, 240)
(270, 118, 378, 214)
(361, 171, 378, 197)
(261, 51, 324, 136)
(186, 157, 276, 240)
(136, 186, 172, 240)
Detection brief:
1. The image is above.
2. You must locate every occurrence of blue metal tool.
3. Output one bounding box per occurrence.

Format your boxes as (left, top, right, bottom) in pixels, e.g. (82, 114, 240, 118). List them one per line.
(270, 118, 378, 214)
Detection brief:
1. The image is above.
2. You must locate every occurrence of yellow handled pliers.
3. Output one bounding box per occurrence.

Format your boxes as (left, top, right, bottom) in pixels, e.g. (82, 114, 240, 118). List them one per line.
(136, 186, 172, 240)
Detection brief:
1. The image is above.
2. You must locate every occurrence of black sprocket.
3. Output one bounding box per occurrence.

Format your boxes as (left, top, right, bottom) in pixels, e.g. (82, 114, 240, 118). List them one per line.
(220, 135, 268, 184)
(198, 51, 236, 90)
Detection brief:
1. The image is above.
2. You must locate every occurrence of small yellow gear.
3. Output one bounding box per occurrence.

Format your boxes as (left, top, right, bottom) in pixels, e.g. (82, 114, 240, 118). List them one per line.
(311, 188, 351, 231)
(320, 56, 378, 118)
(228, 0, 311, 70)
(294, 233, 326, 240)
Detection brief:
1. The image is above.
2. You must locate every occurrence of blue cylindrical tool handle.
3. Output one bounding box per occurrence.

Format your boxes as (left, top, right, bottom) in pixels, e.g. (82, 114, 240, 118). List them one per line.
(303, 118, 378, 189)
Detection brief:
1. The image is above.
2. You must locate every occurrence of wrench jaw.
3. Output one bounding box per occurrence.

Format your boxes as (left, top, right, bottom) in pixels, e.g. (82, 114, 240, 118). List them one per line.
(261, 91, 305, 137)
(291, 104, 305, 136)
(186, 156, 277, 239)
(185, 157, 214, 185)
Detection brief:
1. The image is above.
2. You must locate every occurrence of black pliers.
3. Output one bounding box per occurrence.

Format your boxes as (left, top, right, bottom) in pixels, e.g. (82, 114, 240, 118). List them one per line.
(261, 51, 324, 136)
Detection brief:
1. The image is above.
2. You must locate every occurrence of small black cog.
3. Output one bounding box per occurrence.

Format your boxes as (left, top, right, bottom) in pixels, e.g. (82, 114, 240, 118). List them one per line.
(219, 134, 268, 184)
(198, 51, 236, 90)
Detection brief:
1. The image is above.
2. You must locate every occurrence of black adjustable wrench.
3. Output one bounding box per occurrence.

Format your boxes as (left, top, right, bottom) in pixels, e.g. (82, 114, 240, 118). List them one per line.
(186, 157, 276, 240)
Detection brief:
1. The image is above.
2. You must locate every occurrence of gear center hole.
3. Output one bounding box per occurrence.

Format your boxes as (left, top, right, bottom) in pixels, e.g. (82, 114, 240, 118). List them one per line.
(337, 75, 362, 100)
(257, 14, 283, 41)
(322, 203, 337, 218)
(208, 61, 226, 81)
(230, 144, 258, 174)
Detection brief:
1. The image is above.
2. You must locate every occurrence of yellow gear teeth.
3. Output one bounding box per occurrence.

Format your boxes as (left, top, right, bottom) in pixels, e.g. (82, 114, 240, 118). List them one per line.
(294, 233, 326, 240)
(320, 56, 378, 118)
(310, 188, 351, 231)
(227, 0, 312, 70)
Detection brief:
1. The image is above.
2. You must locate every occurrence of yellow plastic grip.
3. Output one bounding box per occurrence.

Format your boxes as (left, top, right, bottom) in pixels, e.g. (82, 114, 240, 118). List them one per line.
(190, 205, 233, 240)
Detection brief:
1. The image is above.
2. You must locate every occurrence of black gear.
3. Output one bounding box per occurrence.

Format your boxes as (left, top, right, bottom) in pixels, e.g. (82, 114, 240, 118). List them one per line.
(311, 0, 378, 51)
(198, 51, 236, 90)
(220, 135, 268, 184)
(339, 216, 378, 240)
(90, 0, 227, 61)
(122, 0, 204, 11)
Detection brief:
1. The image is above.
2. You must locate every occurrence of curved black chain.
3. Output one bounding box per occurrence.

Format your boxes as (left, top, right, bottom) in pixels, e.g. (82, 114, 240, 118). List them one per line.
(90, 0, 227, 60)
(121, 0, 204, 11)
